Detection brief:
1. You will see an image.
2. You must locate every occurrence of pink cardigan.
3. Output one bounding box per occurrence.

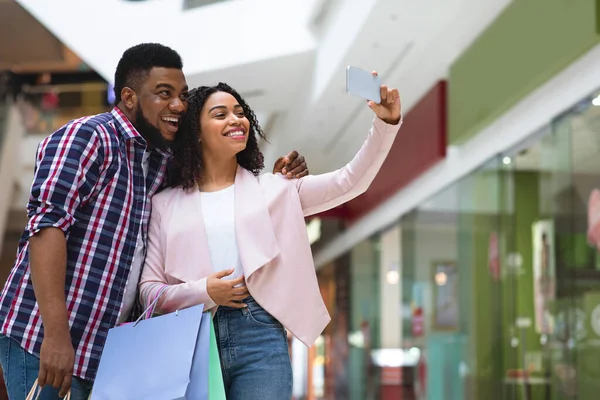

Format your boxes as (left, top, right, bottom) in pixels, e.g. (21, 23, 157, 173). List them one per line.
(139, 117, 402, 346)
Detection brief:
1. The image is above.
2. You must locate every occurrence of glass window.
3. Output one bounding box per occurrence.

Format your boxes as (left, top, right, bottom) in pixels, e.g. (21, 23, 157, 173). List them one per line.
(400, 156, 504, 400)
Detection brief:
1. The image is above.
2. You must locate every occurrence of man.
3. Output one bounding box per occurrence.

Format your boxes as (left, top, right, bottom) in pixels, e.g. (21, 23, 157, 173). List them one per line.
(0, 43, 308, 399)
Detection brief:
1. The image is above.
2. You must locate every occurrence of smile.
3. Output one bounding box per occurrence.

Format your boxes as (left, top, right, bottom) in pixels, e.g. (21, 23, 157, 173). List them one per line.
(161, 116, 180, 127)
(224, 129, 245, 138)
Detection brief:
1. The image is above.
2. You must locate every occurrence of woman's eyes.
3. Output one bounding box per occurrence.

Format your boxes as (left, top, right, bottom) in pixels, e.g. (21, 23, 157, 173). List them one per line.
(214, 113, 246, 119)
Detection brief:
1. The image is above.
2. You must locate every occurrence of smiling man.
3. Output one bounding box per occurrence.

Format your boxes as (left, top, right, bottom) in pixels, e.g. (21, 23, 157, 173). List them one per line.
(0, 43, 309, 400)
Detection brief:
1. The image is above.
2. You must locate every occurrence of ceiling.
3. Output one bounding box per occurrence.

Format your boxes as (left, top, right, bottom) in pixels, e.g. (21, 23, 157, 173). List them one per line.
(0, 0, 87, 73)
(13, 0, 512, 174)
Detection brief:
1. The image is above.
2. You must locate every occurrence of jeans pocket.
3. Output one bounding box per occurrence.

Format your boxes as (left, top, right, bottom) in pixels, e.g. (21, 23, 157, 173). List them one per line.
(0, 334, 38, 400)
(246, 306, 282, 328)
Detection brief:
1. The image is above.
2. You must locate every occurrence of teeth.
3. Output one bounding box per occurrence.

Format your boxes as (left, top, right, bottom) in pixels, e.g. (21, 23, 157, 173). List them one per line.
(162, 117, 179, 123)
(226, 131, 244, 137)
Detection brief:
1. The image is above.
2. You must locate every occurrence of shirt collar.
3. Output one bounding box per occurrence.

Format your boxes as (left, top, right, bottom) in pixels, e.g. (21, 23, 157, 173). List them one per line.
(111, 107, 172, 158)
(111, 107, 142, 141)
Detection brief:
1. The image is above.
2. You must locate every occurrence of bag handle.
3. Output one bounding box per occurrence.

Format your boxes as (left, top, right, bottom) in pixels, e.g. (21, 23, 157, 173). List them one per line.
(133, 284, 169, 326)
(26, 379, 71, 400)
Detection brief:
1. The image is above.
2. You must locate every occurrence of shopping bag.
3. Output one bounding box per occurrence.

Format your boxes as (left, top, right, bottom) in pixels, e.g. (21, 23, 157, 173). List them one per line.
(91, 302, 209, 399)
(26, 379, 72, 400)
(208, 317, 226, 400)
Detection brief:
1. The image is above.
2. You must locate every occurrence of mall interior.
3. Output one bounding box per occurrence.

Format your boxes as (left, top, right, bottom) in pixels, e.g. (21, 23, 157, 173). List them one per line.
(2, 0, 600, 399)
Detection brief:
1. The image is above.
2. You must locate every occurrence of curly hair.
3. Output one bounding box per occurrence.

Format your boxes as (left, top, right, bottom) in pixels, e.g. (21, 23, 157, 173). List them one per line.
(168, 82, 266, 190)
(113, 43, 183, 104)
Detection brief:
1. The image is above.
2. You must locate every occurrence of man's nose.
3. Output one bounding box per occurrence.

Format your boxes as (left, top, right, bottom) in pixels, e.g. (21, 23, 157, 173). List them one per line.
(169, 97, 186, 113)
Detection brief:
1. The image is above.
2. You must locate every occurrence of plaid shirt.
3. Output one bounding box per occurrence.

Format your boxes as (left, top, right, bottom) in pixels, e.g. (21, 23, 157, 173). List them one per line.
(0, 107, 169, 381)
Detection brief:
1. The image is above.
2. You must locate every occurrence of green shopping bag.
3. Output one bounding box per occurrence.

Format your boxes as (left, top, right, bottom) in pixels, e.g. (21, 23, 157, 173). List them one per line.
(209, 316, 226, 399)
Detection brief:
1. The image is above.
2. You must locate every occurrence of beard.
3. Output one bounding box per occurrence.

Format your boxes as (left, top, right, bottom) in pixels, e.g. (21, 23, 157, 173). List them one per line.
(133, 104, 170, 151)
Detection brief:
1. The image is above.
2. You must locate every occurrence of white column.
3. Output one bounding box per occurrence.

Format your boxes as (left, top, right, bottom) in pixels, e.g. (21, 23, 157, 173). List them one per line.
(379, 225, 401, 348)
(0, 105, 24, 256)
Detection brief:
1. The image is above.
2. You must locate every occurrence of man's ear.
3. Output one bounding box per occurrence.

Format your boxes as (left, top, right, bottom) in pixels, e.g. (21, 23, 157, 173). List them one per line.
(121, 87, 137, 111)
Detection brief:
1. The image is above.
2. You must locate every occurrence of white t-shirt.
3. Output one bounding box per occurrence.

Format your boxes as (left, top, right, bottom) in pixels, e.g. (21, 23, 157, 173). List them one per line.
(200, 185, 244, 283)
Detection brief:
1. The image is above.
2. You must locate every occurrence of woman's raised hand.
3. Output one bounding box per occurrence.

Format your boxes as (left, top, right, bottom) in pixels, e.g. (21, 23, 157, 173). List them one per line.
(367, 71, 401, 125)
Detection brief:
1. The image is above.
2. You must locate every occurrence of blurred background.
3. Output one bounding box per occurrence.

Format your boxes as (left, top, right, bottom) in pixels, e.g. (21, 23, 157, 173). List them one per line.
(2, 0, 600, 399)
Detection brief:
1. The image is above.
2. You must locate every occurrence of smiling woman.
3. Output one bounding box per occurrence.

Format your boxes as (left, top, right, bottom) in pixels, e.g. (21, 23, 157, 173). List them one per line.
(201, 92, 251, 157)
(140, 78, 402, 400)
(168, 83, 265, 190)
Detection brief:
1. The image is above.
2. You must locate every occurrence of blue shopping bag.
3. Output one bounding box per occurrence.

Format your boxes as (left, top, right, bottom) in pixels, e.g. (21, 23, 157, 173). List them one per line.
(92, 300, 211, 400)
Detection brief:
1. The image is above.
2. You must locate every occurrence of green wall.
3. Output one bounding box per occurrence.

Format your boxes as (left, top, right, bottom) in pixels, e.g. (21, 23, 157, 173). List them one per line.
(457, 168, 505, 399)
(449, 0, 600, 144)
(511, 172, 542, 381)
(579, 291, 600, 397)
(457, 169, 544, 399)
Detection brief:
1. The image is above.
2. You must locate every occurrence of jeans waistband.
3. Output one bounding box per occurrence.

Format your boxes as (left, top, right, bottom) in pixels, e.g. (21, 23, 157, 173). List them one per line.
(218, 296, 258, 312)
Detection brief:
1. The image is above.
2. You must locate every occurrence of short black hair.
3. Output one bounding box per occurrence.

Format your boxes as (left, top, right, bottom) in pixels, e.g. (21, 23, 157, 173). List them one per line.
(113, 43, 183, 104)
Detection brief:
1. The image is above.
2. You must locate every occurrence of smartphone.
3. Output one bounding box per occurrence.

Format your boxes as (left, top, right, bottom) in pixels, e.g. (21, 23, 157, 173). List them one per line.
(346, 66, 381, 103)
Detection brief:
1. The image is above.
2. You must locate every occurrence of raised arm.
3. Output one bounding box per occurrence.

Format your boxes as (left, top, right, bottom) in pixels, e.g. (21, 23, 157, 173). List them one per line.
(294, 80, 402, 216)
(139, 198, 217, 314)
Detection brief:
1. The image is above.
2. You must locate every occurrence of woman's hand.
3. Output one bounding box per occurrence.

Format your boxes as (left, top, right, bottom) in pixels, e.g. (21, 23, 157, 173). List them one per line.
(207, 269, 249, 308)
(367, 71, 402, 125)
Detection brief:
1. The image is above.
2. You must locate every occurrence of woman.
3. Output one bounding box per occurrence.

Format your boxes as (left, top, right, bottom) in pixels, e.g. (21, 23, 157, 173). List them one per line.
(139, 78, 402, 399)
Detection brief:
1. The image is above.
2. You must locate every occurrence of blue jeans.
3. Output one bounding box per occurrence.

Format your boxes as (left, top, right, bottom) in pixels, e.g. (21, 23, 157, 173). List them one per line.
(0, 335, 92, 400)
(214, 297, 292, 400)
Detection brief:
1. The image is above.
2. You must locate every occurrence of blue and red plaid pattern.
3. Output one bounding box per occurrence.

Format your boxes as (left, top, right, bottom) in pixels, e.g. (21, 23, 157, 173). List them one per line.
(0, 107, 169, 381)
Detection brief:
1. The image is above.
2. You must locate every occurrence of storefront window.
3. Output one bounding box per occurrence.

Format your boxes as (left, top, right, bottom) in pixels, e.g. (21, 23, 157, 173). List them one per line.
(400, 89, 600, 400)
(312, 258, 351, 400)
(496, 92, 600, 399)
(348, 236, 381, 400)
(496, 119, 565, 399)
(400, 157, 504, 400)
(546, 95, 600, 399)
(315, 90, 600, 400)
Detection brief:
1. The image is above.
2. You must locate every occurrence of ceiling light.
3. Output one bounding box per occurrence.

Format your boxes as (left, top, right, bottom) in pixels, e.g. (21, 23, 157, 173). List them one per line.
(386, 270, 399, 285)
(306, 218, 321, 245)
(435, 272, 447, 286)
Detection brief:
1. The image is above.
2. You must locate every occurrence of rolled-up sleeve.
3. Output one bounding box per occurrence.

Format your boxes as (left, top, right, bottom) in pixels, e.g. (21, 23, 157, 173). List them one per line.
(26, 122, 103, 238)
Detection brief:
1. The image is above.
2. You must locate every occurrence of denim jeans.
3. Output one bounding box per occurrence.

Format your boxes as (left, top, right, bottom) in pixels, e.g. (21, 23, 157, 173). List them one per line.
(0, 335, 92, 400)
(214, 297, 292, 400)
